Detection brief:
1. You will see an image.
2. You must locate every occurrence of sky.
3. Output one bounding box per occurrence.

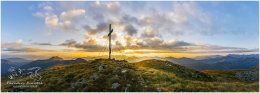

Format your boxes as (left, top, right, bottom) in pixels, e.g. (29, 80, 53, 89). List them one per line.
(1, 1, 259, 59)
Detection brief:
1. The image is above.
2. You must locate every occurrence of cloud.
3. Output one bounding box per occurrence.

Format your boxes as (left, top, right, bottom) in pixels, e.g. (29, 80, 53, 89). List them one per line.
(141, 27, 160, 38)
(124, 24, 137, 36)
(166, 40, 194, 48)
(33, 4, 59, 29)
(92, 12, 105, 22)
(35, 2, 207, 36)
(3, 48, 49, 52)
(96, 22, 108, 31)
(45, 15, 59, 28)
(2, 40, 54, 53)
(59, 20, 75, 31)
(60, 35, 257, 54)
(60, 39, 105, 51)
(33, 12, 45, 18)
(93, 1, 121, 14)
(34, 4, 86, 31)
(136, 37, 164, 48)
(2, 39, 23, 49)
(185, 45, 258, 54)
(2, 43, 22, 50)
(16, 39, 23, 44)
(58, 9, 86, 31)
(105, 2, 120, 13)
(32, 42, 52, 46)
(121, 14, 139, 25)
(83, 22, 109, 35)
(130, 2, 215, 36)
(43, 5, 53, 11)
(33, 1, 242, 36)
(60, 9, 86, 20)
(166, 2, 215, 35)
(60, 39, 77, 47)
(133, 37, 194, 51)
(32, 2, 256, 55)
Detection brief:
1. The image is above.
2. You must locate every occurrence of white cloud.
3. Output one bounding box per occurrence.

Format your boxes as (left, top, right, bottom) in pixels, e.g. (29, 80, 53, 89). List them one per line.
(33, 4, 86, 31)
(105, 2, 120, 13)
(43, 5, 53, 11)
(33, 12, 45, 18)
(45, 15, 59, 28)
(60, 9, 86, 20)
(59, 20, 72, 30)
(2, 39, 23, 51)
(168, 12, 188, 24)
(16, 39, 23, 44)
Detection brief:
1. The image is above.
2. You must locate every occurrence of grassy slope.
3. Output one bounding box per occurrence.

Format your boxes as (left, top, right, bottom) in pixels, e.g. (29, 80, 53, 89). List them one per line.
(1, 59, 259, 92)
(134, 59, 258, 92)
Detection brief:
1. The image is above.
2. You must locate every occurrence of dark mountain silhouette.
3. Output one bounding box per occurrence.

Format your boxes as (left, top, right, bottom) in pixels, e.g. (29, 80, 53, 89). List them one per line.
(1, 58, 32, 74)
(4, 58, 32, 66)
(1, 59, 16, 74)
(194, 55, 223, 60)
(164, 54, 259, 70)
(47, 56, 63, 61)
(20, 56, 88, 70)
(1, 57, 31, 66)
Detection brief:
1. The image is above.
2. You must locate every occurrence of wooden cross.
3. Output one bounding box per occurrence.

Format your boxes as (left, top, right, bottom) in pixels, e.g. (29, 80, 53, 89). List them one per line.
(108, 24, 113, 59)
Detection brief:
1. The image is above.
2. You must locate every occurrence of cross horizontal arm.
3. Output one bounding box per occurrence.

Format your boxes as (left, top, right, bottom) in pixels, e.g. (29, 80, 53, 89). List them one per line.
(108, 29, 113, 36)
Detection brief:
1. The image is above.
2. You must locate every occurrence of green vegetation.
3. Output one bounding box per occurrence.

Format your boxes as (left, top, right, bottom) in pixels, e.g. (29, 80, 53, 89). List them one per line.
(1, 59, 259, 92)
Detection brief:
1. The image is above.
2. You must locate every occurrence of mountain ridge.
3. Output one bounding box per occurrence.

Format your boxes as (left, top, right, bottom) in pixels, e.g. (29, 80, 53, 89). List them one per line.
(1, 58, 258, 92)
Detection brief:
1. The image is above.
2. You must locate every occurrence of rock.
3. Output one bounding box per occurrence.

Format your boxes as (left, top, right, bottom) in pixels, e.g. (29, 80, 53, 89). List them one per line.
(70, 83, 77, 89)
(156, 88, 161, 92)
(125, 87, 128, 92)
(111, 83, 120, 89)
(121, 69, 128, 73)
(89, 73, 99, 81)
(235, 70, 259, 81)
(98, 64, 106, 71)
(79, 78, 87, 84)
(126, 84, 131, 87)
(83, 86, 89, 92)
(70, 79, 88, 89)
(124, 84, 131, 91)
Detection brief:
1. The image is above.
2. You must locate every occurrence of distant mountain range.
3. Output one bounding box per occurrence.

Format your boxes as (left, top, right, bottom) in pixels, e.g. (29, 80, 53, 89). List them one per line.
(2, 57, 32, 66)
(1, 54, 259, 75)
(1, 59, 15, 74)
(20, 56, 88, 69)
(1, 58, 32, 74)
(1, 56, 88, 74)
(164, 54, 259, 70)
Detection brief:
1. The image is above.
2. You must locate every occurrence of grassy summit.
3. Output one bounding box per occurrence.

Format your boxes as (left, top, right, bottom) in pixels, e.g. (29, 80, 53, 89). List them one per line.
(1, 59, 259, 92)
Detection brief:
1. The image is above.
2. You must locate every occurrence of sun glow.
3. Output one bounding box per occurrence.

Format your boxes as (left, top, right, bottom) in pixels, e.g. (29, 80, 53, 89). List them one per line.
(5, 48, 206, 60)
(123, 49, 159, 53)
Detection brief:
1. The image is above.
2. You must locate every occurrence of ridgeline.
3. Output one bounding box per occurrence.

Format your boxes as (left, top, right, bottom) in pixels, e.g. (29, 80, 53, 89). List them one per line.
(1, 59, 259, 92)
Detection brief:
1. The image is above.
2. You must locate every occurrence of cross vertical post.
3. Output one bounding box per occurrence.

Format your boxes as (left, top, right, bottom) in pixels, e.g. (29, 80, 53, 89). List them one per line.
(108, 24, 113, 59)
